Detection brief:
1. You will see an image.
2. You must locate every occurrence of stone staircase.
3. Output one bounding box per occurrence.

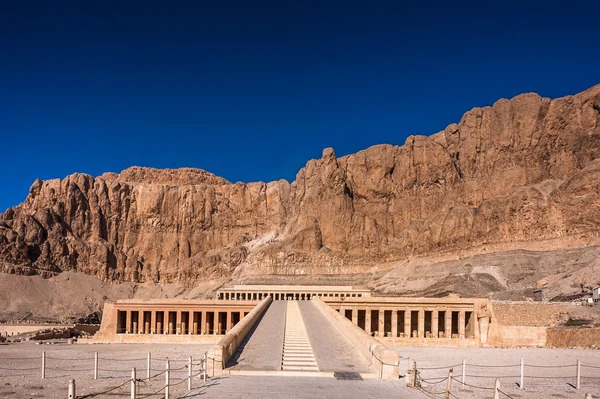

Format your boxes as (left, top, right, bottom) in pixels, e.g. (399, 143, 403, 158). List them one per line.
(281, 301, 319, 372)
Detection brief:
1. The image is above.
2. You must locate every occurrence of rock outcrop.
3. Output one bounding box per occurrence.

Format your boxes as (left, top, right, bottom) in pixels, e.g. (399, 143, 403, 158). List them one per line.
(1, 84, 600, 290)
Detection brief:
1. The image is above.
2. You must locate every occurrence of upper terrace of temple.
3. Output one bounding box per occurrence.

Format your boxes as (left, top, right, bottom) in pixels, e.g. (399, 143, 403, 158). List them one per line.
(216, 284, 371, 300)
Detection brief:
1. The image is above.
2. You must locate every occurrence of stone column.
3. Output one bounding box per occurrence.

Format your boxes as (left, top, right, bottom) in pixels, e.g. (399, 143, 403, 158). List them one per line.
(126, 310, 132, 334)
(418, 310, 425, 338)
(378, 309, 385, 337)
(132, 311, 138, 335)
(365, 308, 372, 335)
(167, 311, 177, 334)
(144, 312, 150, 334)
(217, 312, 222, 335)
(352, 307, 358, 325)
(193, 312, 198, 335)
(391, 310, 398, 338)
(201, 311, 207, 335)
(157, 312, 163, 334)
(226, 311, 232, 332)
(432, 310, 439, 338)
(151, 311, 156, 334)
(176, 311, 182, 334)
(404, 309, 411, 337)
(459, 311, 466, 338)
(139, 311, 145, 334)
(445, 310, 452, 338)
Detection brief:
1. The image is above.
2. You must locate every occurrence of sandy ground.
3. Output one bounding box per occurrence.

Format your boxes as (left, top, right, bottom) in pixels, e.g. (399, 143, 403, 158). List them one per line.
(0, 341, 214, 398)
(1, 342, 600, 398)
(392, 346, 600, 398)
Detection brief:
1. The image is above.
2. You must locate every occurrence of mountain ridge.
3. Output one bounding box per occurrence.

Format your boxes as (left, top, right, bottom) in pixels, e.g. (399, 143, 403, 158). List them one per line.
(1, 84, 599, 301)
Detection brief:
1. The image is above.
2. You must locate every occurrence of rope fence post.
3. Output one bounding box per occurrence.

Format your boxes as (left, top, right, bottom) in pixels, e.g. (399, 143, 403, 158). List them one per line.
(203, 352, 207, 383)
(411, 361, 417, 388)
(131, 368, 136, 399)
(165, 360, 170, 399)
(462, 358, 465, 387)
(445, 368, 453, 399)
(188, 356, 192, 391)
(68, 379, 76, 399)
(520, 358, 524, 389)
(577, 359, 581, 390)
(493, 378, 500, 399)
(147, 352, 151, 381)
(41, 351, 46, 379)
(94, 352, 98, 380)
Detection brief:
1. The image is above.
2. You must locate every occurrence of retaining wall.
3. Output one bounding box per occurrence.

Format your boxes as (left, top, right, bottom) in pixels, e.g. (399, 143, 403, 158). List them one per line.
(210, 296, 272, 372)
(311, 297, 400, 379)
(546, 327, 600, 348)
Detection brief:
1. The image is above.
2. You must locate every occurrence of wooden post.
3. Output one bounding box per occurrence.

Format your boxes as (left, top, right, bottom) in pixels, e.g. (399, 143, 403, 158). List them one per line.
(577, 359, 581, 390)
(494, 378, 500, 399)
(41, 351, 46, 379)
(94, 352, 98, 379)
(68, 379, 76, 399)
(188, 356, 192, 390)
(165, 360, 170, 399)
(445, 368, 453, 399)
(462, 358, 465, 386)
(131, 368, 137, 399)
(147, 352, 151, 380)
(520, 358, 524, 389)
(411, 361, 417, 388)
(203, 352, 207, 382)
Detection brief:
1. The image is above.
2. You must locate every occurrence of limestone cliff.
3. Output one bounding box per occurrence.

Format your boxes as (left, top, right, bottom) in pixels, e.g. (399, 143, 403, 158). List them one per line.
(1, 84, 600, 290)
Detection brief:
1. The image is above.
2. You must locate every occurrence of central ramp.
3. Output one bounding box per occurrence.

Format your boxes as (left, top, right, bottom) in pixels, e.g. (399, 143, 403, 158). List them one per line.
(282, 301, 319, 371)
(226, 300, 286, 371)
(226, 300, 371, 376)
(299, 301, 371, 373)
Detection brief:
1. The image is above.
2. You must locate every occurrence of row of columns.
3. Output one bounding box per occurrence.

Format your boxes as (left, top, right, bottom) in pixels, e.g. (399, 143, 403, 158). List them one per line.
(340, 307, 472, 339)
(118, 309, 247, 336)
(219, 292, 364, 300)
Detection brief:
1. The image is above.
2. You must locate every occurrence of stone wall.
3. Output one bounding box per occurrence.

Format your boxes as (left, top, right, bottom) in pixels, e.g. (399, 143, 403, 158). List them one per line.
(491, 302, 578, 327)
(546, 327, 600, 348)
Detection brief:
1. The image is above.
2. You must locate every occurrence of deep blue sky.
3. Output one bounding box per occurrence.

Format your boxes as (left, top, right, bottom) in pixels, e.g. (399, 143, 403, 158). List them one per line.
(1, 1, 598, 212)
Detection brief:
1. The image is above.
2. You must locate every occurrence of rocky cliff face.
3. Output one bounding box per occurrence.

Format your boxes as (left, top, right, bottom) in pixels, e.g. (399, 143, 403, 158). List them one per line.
(1, 84, 600, 289)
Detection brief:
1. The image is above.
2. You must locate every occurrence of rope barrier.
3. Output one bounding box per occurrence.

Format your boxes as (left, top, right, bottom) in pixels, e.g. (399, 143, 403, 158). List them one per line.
(466, 363, 520, 368)
(0, 366, 39, 371)
(168, 376, 191, 387)
(582, 364, 600, 369)
(0, 356, 39, 360)
(97, 368, 132, 373)
(450, 376, 495, 390)
(147, 369, 167, 379)
(417, 385, 445, 397)
(526, 363, 575, 368)
(98, 357, 147, 362)
(523, 375, 576, 379)
(46, 356, 93, 361)
(77, 377, 132, 398)
(419, 363, 462, 370)
(418, 375, 449, 384)
(46, 367, 95, 372)
(498, 389, 515, 399)
(137, 384, 166, 398)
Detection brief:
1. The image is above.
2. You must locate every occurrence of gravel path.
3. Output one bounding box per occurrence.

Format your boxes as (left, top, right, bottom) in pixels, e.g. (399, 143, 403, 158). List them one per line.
(393, 346, 600, 398)
(182, 374, 420, 398)
(0, 342, 214, 398)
